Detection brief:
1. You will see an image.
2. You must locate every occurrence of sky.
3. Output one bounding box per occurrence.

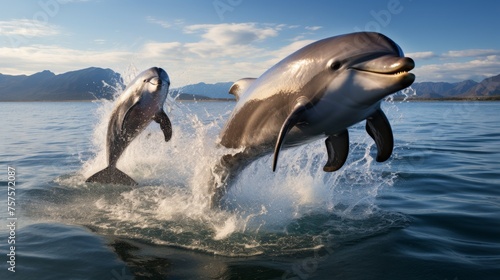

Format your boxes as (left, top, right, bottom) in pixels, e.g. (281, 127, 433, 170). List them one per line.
(1, 0, 499, 86)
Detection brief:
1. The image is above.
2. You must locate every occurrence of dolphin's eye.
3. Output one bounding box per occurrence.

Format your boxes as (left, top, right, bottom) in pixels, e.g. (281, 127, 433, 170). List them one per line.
(144, 77, 162, 86)
(330, 61, 342, 71)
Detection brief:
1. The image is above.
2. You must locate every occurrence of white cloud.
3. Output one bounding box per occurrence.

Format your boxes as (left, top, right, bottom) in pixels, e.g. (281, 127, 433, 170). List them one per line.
(93, 39, 106, 45)
(146, 16, 171, 29)
(0, 45, 131, 75)
(173, 22, 283, 63)
(184, 23, 278, 46)
(0, 22, 291, 85)
(406, 48, 500, 82)
(0, 19, 60, 38)
(443, 49, 500, 58)
(290, 35, 306, 41)
(0, 21, 319, 86)
(185, 41, 263, 59)
(413, 55, 500, 82)
(305, 26, 322, 31)
(408, 48, 500, 61)
(406, 51, 436, 59)
(142, 42, 182, 56)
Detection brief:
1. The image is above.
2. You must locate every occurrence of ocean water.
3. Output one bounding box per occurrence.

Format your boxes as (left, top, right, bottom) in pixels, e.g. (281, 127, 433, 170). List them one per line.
(0, 100, 499, 280)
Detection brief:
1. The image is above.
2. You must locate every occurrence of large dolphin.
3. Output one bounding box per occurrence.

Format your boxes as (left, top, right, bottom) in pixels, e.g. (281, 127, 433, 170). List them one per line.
(86, 67, 172, 185)
(210, 32, 415, 206)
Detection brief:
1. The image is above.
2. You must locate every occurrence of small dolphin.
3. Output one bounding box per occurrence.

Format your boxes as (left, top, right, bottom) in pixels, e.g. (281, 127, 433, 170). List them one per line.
(86, 67, 172, 185)
(211, 32, 415, 206)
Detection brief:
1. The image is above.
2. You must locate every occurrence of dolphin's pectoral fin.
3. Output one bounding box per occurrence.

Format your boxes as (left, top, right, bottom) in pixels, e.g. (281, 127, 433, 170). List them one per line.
(365, 109, 394, 162)
(153, 109, 172, 142)
(323, 129, 349, 172)
(272, 97, 310, 172)
(229, 78, 257, 101)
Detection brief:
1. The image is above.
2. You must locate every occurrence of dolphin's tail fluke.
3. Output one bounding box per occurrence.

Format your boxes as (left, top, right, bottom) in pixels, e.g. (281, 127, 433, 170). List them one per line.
(85, 166, 137, 186)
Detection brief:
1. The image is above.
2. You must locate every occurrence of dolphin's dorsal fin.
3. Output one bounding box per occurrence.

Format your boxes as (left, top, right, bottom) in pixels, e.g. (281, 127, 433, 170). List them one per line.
(272, 96, 310, 171)
(229, 78, 256, 101)
(365, 109, 394, 162)
(323, 129, 349, 172)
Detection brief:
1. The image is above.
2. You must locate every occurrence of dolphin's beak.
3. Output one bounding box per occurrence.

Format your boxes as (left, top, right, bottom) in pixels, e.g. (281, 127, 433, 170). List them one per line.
(145, 67, 170, 87)
(341, 54, 415, 105)
(350, 55, 415, 75)
(155, 67, 171, 87)
(350, 55, 415, 90)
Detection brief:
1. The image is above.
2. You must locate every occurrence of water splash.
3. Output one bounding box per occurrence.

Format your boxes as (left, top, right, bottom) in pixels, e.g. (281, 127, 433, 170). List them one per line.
(35, 90, 407, 256)
(387, 86, 417, 103)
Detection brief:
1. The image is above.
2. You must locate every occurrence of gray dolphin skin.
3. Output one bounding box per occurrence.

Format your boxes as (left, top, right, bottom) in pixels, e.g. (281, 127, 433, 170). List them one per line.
(210, 32, 415, 206)
(86, 67, 172, 185)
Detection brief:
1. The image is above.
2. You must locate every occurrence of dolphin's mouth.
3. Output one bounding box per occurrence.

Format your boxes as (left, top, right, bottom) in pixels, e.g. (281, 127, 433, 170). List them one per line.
(345, 55, 416, 104)
(350, 56, 415, 77)
(150, 67, 171, 87)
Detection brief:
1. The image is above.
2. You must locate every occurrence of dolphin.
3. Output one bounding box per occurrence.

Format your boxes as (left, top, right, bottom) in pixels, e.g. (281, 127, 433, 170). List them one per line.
(210, 32, 415, 206)
(86, 67, 172, 185)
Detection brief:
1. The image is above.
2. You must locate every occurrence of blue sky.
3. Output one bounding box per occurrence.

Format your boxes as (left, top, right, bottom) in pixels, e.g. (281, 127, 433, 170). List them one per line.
(1, 0, 499, 86)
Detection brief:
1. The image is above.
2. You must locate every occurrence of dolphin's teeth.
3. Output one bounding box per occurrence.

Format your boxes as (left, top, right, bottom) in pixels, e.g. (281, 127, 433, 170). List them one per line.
(393, 71, 408, 75)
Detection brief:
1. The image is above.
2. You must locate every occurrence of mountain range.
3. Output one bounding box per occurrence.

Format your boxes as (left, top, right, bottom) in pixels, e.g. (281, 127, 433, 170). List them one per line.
(0, 67, 122, 101)
(1, 67, 499, 101)
(402, 74, 500, 100)
(170, 82, 235, 100)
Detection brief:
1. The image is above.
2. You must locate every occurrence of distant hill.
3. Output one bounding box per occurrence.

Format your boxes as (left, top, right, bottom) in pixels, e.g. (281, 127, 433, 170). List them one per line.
(1, 67, 499, 102)
(171, 82, 235, 100)
(463, 74, 500, 97)
(399, 74, 500, 100)
(0, 67, 123, 101)
(408, 80, 477, 99)
(0, 68, 234, 101)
